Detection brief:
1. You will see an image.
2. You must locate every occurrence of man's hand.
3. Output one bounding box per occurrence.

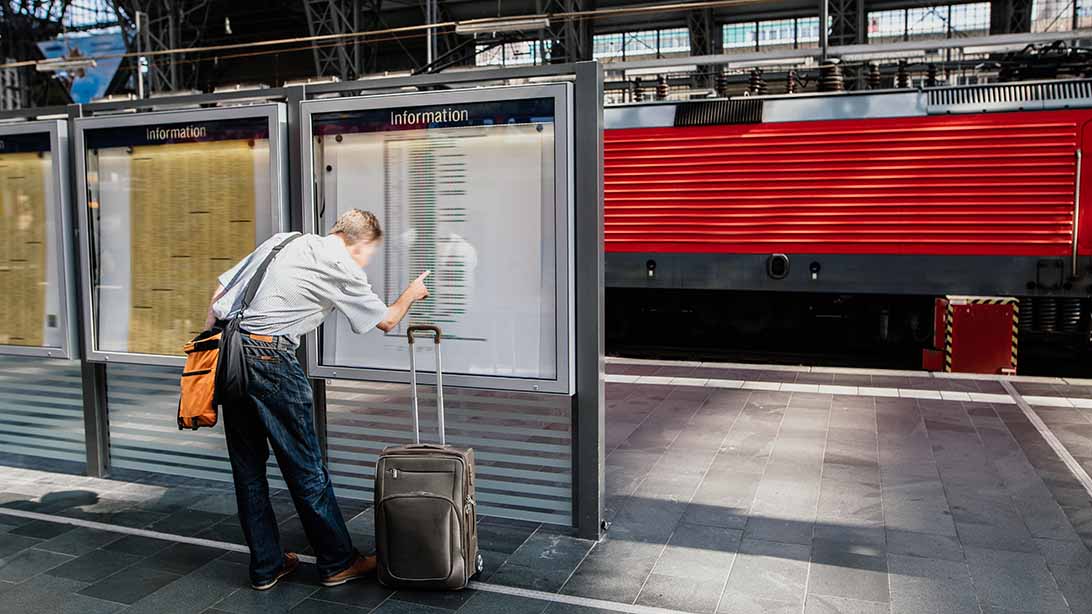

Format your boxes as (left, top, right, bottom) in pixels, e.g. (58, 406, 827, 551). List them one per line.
(408, 270, 430, 301)
(377, 270, 431, 332)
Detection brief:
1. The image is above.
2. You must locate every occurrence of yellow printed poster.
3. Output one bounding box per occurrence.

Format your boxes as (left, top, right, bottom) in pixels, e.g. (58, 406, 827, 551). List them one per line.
(128, 139, 256, 355)
(0, 152, 48, 347)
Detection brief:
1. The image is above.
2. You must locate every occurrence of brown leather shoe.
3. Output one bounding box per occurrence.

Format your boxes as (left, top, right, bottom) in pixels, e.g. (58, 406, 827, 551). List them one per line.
(251, 552, 300, 591)
(321, 554, 377, 587)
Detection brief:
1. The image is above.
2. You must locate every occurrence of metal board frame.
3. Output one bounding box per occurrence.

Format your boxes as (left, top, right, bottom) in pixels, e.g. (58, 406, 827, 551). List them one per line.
(0, 120, 78, 359)
(300, 84, 576, 395)
(73, 104, 289, 367)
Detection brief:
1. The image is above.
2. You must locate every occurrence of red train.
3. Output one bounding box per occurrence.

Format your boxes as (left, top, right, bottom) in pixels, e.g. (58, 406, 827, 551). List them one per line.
(603, 79, 1092, 367)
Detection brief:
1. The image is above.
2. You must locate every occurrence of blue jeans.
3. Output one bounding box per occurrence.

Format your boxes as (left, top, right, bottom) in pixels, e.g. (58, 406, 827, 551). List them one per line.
(223, 336, 357, 585)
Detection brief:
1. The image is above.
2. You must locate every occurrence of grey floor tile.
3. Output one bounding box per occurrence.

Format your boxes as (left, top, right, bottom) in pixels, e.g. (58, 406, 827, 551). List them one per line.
(885, 530, 962, 562)
(559, 561, 650, 604)
(369, 598, 453, 613)
(809, 542, 889, 603)
(636, 572, 722, 613)
(147, 543, 226, 575)
(813, 524, 885, 548)
(34, 527, 122, 556)
(804, 594, 891, 614)
(504, 530, 593, 574)
(717, 590, 802, 614)
(212, 579, 316, 613)
(79, 564, 182, 605)
(46, 547, 142, 583)
(476, 523, 537, 555)
(0, 532, 43, 559)
(0, 573, 125, 614)
(123, 559, 248, 614)
(963, 546, 1070, 613)
(887, 554, 979, 614)
(7, 520, 75, 540)
(455, 591, 551, 614)
(742, 516, 814, 545)
(652, 523, 741, 581)
(1049, 563, 1092, 614)
(954, 522, 1038, 554)
(102, 534, 175, 556)
(1036, 537, 1092, 568)
(310, 578, 393, 609)
(189, 494, 241, 516)
(150, 510, 233, 536)
(0, 547, 75, 582)
(722, 539, 810, 604)
(488, 562, 573, 593)
(287, 598, 370, 613)
(391, 587, 478, 610)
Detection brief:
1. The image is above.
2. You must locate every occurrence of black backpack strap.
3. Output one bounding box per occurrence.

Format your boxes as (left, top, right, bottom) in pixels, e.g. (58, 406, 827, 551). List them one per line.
(237, 233, 302, 316)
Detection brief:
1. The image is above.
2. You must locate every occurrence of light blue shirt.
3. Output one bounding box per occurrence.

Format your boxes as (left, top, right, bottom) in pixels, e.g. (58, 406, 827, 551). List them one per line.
(212, 232, 388, 346)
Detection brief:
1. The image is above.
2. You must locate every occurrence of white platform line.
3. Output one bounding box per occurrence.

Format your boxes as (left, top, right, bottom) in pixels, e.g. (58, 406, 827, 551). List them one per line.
(604, 356, 1075, 385)
(607, 373, 1033, 406)
(0, 506, 689, 614)
(1002, 380, 1092, 499)
(467, 579, 686, 614)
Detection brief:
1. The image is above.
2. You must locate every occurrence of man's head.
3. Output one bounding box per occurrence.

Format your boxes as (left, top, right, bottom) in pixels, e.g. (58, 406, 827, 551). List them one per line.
(331, 209, 382, 268)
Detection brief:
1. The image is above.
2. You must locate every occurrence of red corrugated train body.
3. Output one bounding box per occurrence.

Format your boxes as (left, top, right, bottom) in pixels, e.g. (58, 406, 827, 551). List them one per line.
(603, 80, 1092, 363)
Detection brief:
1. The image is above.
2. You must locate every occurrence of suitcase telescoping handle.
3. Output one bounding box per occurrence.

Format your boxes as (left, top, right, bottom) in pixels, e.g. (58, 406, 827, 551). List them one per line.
(407, 325, 444, 446)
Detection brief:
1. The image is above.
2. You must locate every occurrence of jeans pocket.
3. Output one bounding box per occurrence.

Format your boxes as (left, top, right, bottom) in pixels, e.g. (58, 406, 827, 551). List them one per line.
(246, 352, 284, 401)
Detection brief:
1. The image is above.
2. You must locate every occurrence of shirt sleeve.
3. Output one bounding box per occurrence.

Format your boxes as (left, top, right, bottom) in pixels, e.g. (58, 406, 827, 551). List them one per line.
(330, 269, 389, 334)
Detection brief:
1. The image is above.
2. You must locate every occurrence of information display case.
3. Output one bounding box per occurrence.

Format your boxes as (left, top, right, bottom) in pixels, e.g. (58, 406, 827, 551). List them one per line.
(0, 121, 76, 359)
(75, 105, 287, 365)
(302, 84, 574, 393)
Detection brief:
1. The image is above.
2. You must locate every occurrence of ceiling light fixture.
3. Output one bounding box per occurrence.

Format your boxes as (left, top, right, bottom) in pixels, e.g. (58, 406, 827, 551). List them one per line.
(455, 17, 551, 35)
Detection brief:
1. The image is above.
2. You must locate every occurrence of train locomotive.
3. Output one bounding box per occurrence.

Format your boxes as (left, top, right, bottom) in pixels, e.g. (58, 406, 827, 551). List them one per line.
(603, 79, 1092, 371)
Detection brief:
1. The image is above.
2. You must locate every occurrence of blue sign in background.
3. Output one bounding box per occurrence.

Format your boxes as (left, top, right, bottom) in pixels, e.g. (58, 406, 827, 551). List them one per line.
(37, 32, 126, 104)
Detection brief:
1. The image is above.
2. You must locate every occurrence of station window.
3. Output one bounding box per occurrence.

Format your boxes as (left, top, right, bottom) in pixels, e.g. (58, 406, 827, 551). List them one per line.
(868, 2, 990, 42)
(474, 40, 550, 67)
(592, 27, 691, 62)
(1032, 0, 1092, 31)
(722, 16, 827, 53)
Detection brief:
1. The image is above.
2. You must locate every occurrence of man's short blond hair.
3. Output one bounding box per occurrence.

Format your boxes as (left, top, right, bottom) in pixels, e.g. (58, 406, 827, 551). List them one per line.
(331, 209, 382, 245)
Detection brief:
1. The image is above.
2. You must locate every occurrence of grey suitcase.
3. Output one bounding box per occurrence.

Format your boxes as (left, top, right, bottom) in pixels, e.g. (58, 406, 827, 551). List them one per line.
(374, 325, 482, 590)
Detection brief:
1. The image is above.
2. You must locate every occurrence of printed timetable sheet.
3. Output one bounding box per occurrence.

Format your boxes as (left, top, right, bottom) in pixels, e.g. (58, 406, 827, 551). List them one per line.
(315, 99, 560, 382)
(88, 120, 271, 356)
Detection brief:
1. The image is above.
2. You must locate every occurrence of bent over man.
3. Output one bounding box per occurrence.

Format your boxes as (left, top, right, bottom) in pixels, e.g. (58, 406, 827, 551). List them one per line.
(208, 209, 429, 590)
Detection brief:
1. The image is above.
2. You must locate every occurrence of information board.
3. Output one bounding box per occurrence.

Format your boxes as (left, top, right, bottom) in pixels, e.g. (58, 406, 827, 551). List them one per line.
(304, 85, 573, 393)
(76, 106, 285, 364)
(0, 124, 72, 357)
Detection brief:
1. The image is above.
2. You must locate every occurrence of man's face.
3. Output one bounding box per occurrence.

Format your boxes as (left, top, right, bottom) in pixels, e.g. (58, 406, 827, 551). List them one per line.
(348, 239, 380, 269)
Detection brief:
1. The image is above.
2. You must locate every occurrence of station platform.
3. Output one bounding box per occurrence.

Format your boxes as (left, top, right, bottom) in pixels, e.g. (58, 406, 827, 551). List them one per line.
(1, 358, 1091, 613)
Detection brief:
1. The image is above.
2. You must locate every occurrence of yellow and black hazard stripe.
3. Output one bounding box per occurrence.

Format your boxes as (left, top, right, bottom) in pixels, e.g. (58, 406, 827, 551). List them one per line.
(943, 296, 1019, 373)
(944, 300, 954, 372)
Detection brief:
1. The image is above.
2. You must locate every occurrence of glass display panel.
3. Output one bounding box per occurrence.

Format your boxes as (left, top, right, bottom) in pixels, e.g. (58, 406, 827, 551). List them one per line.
(0, 131, 64, 350)
(84, 116, 273, 357)
(311, 95, 565, 386)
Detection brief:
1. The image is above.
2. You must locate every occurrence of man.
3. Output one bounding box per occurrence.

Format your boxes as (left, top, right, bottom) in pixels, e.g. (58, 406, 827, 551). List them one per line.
(207, 209, 429, 591)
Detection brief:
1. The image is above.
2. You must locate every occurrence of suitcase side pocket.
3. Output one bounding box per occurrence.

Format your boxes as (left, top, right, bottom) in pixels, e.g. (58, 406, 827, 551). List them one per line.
(376, 493, 464, 587)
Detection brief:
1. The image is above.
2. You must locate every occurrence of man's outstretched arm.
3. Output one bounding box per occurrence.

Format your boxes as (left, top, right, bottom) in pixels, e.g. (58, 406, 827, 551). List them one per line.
(376, 270, 430, 332)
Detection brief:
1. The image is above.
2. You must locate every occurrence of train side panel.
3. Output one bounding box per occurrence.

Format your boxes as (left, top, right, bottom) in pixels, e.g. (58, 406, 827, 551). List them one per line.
(605, 109, 1092, 297)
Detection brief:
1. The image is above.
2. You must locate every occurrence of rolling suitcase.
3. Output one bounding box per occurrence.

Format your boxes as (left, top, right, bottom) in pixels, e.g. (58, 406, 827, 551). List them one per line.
(374, 325, 482, 590)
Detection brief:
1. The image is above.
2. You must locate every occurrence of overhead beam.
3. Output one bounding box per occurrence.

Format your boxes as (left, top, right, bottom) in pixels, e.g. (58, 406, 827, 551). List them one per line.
(606, 28, 1092, 72)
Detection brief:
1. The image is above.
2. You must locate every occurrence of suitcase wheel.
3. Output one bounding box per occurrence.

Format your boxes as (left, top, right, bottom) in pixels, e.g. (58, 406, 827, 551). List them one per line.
(475, 553, 484, 575)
